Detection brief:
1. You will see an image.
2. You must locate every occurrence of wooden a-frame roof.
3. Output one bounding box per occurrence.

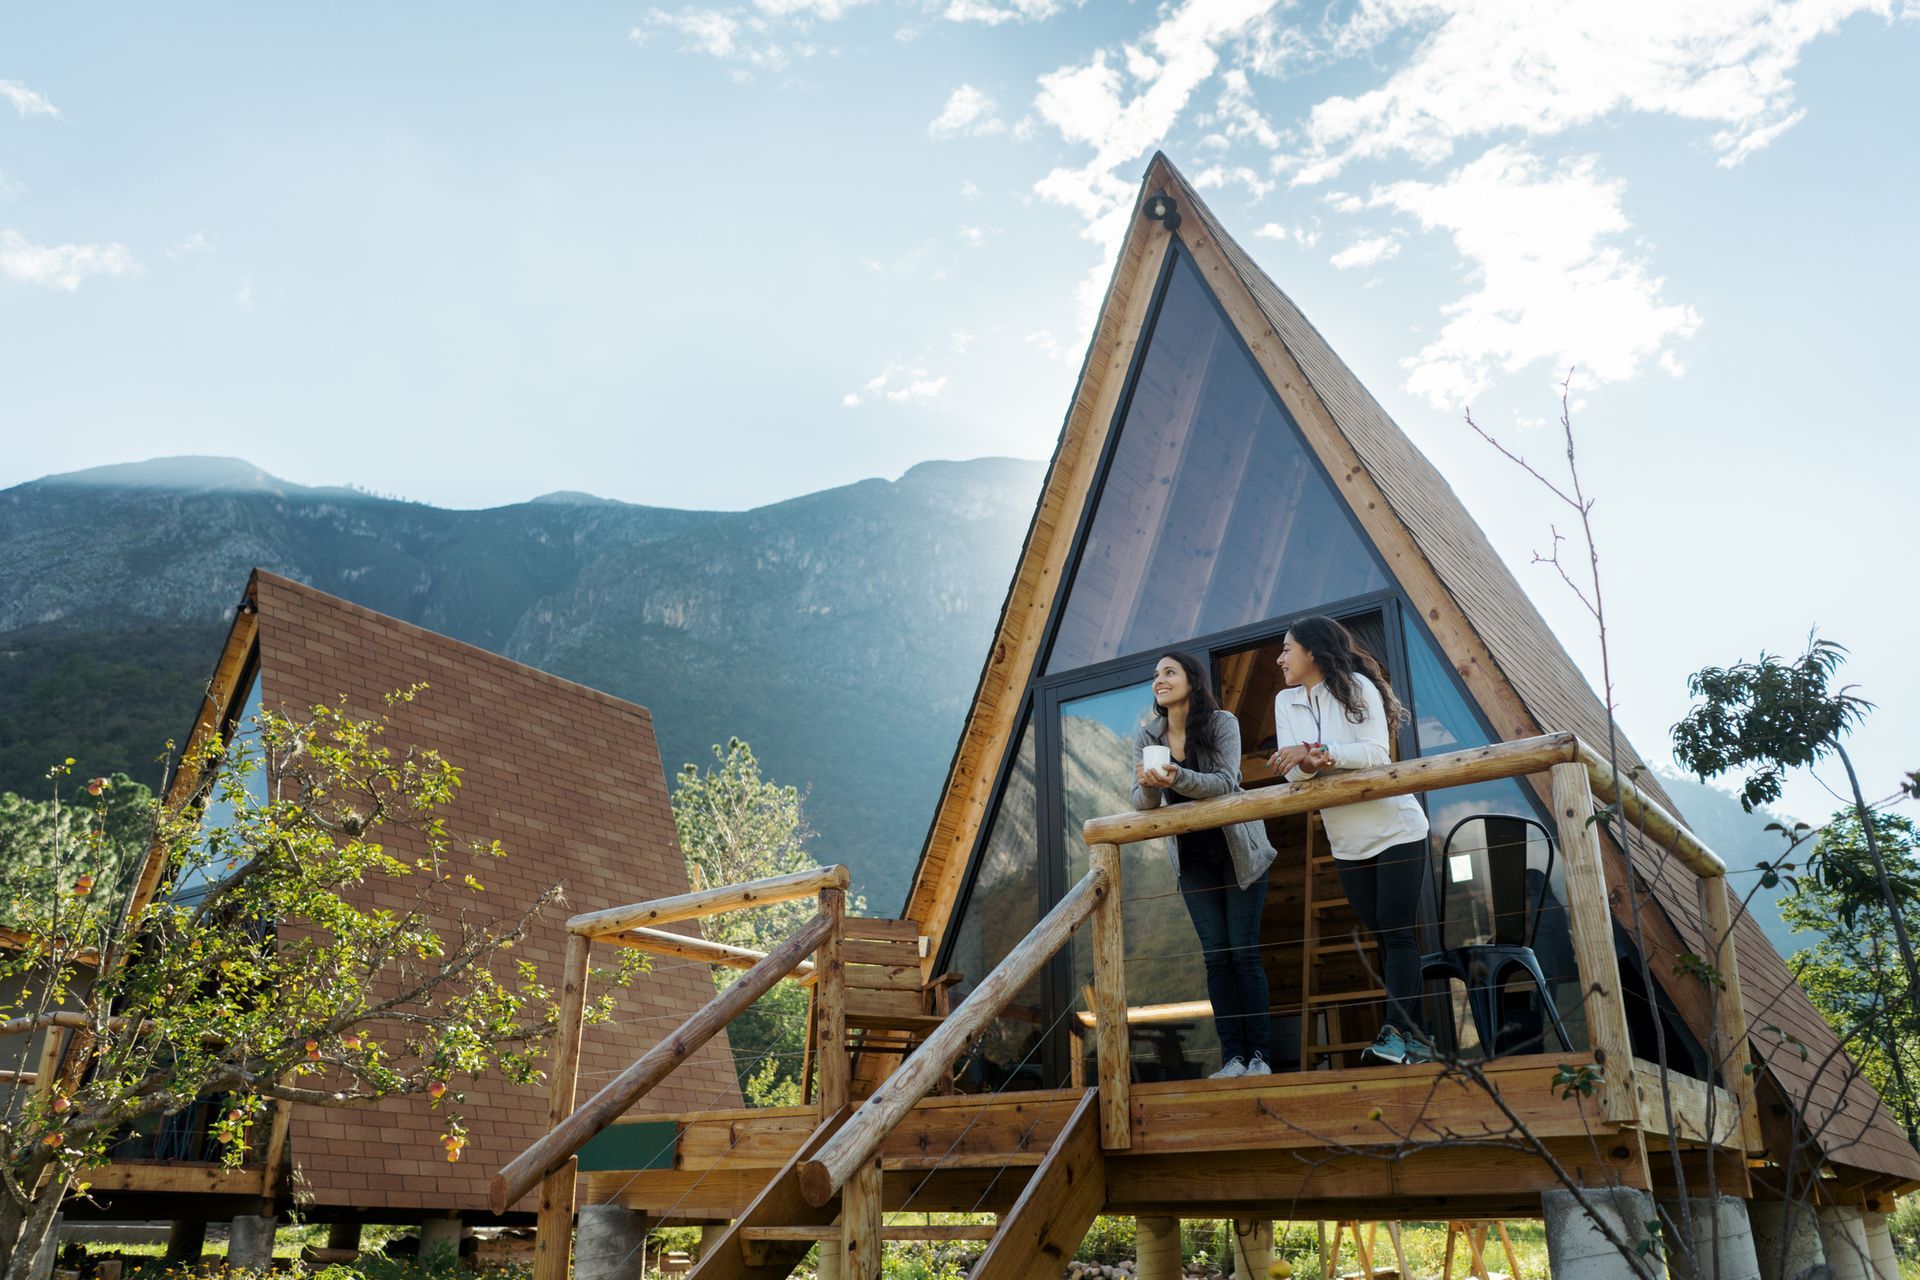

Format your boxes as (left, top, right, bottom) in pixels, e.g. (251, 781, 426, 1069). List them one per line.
(902, 153, 1920, 1185)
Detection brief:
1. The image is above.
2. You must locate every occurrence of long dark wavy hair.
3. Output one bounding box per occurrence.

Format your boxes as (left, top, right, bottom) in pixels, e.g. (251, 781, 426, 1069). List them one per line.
(1146, 650, 1222, 760)
(1287, 615, 1408, 727)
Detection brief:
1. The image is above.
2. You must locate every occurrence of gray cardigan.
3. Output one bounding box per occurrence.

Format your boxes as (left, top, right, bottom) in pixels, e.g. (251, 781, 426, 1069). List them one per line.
(1130, 709, 1278, 891)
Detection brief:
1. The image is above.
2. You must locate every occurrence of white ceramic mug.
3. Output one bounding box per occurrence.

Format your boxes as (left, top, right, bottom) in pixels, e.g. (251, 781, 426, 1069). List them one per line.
(1141, 744, 1172, 772)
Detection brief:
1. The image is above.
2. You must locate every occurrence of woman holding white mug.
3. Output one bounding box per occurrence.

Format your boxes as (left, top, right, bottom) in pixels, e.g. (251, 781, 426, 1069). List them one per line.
(1132, 651, 1277, 1078)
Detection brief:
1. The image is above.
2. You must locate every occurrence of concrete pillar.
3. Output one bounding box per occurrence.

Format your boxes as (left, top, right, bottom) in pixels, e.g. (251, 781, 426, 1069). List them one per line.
(698, 1224, 728, 1259)
(1746, 1202, 1825, 1280)
(327, 1222, 363, 1252)
(1862, 1212, 1896, 1280)
(816, 1235, 845, 1280)
(1232, 1220, 1275, 1280)
(27, 1214, 63, 1280)
(1661, 1197, 1760, 1280)
(418, 1216, 465, 1259)
(165, 1218, 208, 1264)
(227, 1215, 277, 1270)
(1816, 1207, 1872, 1280)
(1138, 1217, 1182, 1280)
(574, 1205, 649, 1280)
(1543, 1186, 1661, 1280)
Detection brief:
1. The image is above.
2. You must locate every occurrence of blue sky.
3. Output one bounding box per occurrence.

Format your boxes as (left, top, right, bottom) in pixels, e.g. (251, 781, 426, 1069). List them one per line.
(2, 1, 1915, 827)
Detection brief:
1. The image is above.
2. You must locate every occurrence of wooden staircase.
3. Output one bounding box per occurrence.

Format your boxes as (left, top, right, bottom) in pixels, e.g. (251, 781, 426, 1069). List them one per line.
(1299, 814, 1388, 1068)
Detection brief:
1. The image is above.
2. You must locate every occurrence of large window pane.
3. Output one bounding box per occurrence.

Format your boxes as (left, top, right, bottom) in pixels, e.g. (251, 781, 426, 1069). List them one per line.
(1400, 617, 1586, 1054)
(173, 671, 268, 908)
(944, 723, 1047, 1091)
(1046, 253, 1385, 674)
(1060, 680, 1218, 1081)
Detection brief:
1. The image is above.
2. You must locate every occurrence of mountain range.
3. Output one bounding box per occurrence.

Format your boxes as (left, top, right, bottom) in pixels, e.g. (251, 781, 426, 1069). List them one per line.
(0, 454, 1816, 946)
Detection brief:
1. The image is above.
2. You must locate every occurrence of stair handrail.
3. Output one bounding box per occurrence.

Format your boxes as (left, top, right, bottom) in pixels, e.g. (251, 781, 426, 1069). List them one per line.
(795, 860, 1112, 1207)
(491, 865, 852, 1221)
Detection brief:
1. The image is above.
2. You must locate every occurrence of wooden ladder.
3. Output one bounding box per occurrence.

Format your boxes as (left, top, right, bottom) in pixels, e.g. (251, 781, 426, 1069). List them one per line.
(1299, 814, 1388, 1069)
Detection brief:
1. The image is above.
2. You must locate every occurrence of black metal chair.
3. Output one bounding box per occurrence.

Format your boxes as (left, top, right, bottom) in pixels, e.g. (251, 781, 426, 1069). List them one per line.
(1421, 813, 1574, 1057)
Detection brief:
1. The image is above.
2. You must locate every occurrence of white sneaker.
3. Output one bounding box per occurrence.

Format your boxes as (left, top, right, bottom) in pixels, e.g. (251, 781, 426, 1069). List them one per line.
(1211, 1057, 1248, 1079)
(1244, 1055, 1272, 1077)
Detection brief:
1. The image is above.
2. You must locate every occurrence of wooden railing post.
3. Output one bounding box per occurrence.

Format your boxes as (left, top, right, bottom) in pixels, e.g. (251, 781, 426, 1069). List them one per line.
(534, 933, 593, 1280)
(841, 1154, 883, 1280)
(1701, 874, 1761, 1152)
(1549, 761, 1639, 1124)
(816, 887, 849, 1119)
(1089, 842, 1130, 1150)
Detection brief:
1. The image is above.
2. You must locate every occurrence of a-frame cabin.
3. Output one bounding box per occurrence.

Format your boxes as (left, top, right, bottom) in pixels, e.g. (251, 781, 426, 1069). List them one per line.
(507, 155, 1919, 1280)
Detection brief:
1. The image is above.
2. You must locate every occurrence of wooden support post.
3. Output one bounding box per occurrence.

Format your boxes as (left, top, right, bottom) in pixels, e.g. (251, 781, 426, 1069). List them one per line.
(499, 912, 831, 1213)
(1089, 842, 1130, 1151)
(1700, 874, 1761, 1153)
(31, 1029, 63, 1106)
(1549, 762, 1639, 1125)
(816, 888, 848, 1120)
(534, 934, 592, 1280)
(840, 1155, 883, 1280)
(258, 1094, 293, 1203)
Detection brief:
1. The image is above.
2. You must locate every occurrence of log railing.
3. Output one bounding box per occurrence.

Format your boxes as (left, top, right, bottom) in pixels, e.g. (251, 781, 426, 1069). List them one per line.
(1077, 731, 1752, 1141)
(492, 864, 852, 1280)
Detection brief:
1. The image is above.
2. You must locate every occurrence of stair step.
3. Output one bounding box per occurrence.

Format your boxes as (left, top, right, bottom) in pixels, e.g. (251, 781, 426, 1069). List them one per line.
(1308, 941, 1377, 957)
(740, 1224, 998, 1244)
(1307, 1040, 1380, 1054)
(1306, 988, 1385, 1005)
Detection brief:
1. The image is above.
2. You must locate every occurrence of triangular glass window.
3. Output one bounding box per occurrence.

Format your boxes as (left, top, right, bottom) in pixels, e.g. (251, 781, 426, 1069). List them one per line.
(1046, 251, 1386, 674)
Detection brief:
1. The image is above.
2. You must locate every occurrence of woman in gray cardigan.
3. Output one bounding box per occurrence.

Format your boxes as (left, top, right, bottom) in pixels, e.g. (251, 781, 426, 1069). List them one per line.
(1131, 651, 1278, 1078)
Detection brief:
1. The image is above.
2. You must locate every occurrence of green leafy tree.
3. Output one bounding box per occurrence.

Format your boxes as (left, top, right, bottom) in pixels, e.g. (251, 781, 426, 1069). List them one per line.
(1779, 811, 1920, 1147)
(1671, 636, 1920, 1001)
(0, 691, 572, 1280)
(671, 739, 853, 1106)
(0, 774, 154, 920)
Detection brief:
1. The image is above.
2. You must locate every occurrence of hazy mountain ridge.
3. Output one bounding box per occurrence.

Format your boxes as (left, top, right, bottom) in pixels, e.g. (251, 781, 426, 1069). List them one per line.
(0, 455, 1043, 906)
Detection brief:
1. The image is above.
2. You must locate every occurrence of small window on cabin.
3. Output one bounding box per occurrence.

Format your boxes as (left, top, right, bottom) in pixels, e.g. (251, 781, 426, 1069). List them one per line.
(171, 670, 268, 908)
(944, 722, 1047, 1092)
(1045, 253, 1387, 675)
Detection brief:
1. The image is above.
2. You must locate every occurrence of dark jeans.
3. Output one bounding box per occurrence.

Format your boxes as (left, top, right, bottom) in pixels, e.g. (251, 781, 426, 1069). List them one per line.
(1336, 838, 1429, 1034)
(1178, 848, 1271, 1065)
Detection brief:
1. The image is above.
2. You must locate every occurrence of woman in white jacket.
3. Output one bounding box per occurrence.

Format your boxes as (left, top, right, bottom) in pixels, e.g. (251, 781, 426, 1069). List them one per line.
(1267, 615, 1431, 1065)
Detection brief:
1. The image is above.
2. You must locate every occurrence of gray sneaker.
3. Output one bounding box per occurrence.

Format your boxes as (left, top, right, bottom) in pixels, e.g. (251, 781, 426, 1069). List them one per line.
(1244, 1054, 1272, 1077)
(1211, 1056, 1248, 1079)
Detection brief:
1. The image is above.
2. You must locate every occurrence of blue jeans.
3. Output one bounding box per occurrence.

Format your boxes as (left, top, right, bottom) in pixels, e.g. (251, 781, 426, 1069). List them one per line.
(1178, 849, 1271, 1065)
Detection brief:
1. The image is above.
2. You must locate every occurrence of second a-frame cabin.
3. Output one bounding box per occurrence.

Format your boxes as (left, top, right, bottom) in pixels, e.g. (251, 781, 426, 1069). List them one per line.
(501, 156, 1919, 1280)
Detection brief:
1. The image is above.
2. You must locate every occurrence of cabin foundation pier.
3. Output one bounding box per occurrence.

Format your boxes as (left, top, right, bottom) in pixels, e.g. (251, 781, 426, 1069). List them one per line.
(326, 1222, 362, 1253)
(574, 1205, 649, 1280)
(419, 1215, 464, 1259)
(1137, 1217, 1181, 1280)
(1542, 1187, 1660, 1280)
(1862, 1212, 1897, 1280)
(1659, 1197, 1759, 1280)
(227, 1214, 277, 1270)
(1815, 1207, 1872, 1280)
(164, 1218, 207, 1264)
(1746, 1202, 1823, 1280)
(1230, 1220, 1273, 1280)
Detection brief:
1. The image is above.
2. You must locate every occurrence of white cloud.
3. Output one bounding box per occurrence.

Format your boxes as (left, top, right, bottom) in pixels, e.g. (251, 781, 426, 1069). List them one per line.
(1289, 0, 1883, 183)
(958, 224, 1000, 248)
(1209, 69, 1279, 149)
(234, 277, 255, 309)
(951, 329, 976, 354)
(960, 179, 980, 198)
(167, 231, 218, 260)
(0, 229, 136, 291)
(943, 0, 1066, 23)
(632, 8, 794, 71)
(1255, 221, 1319, 248)
(0, 80, 58, 118)
(755, 0, 867, 17)
(1193, 162, 1274, 199)
(1329, 233, 1399, 270)
(844, 366, 949, 406)
(929, 84, 1004, 138)
(1370, 144, 1701, 408)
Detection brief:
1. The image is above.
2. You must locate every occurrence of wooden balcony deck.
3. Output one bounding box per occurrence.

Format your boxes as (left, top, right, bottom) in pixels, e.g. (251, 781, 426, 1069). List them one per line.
(580, 1049, 1740, 1225)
